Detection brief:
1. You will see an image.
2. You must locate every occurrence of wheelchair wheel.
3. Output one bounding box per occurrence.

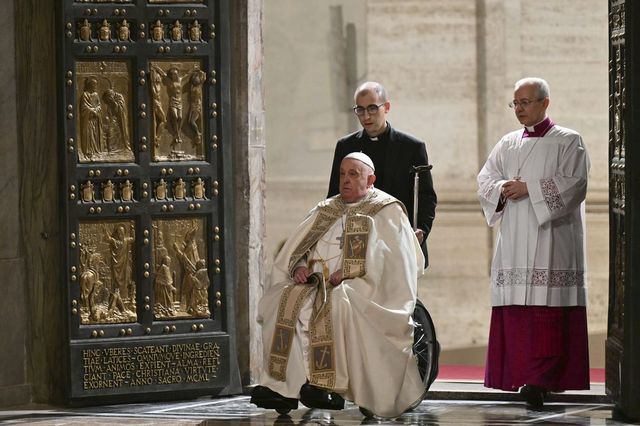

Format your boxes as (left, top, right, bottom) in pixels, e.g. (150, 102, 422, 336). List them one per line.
(413, 299, 440, 391)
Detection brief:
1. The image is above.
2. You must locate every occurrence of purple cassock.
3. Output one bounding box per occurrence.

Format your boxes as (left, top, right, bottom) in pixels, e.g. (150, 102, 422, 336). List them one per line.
(478, 117, 591, 393)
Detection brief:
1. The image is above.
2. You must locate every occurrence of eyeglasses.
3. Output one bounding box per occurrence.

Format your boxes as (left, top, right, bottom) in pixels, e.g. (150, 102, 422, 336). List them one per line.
(508, 98, 544, 109)
(353, 103, 385, 116)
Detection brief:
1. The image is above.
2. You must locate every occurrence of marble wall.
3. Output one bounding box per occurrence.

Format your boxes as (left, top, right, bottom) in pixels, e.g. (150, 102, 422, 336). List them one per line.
(264, 0, 367, 183)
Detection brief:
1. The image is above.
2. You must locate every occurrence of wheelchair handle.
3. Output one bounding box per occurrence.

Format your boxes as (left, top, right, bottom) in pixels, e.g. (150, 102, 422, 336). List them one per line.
(411, 165, 433, 230)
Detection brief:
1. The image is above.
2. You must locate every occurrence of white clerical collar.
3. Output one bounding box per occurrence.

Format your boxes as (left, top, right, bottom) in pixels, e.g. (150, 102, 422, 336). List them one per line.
(364, 122, 390, 141)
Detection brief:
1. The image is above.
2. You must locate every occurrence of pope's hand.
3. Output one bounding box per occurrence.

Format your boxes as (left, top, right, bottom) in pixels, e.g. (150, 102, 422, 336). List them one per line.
(293, 266, 311, 284)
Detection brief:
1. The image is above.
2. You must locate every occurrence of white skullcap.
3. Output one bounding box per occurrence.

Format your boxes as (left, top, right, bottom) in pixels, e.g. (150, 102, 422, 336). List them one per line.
(343, 152, 375, 172)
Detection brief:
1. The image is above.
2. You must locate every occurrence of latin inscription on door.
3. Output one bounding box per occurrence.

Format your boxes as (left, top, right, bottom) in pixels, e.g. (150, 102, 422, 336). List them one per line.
(71, 336, 230, 396)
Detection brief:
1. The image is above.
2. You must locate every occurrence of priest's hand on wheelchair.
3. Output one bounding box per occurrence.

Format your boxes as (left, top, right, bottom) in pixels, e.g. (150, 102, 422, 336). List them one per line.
(502, 179, 529, 200)
(293, 266, 311, 284)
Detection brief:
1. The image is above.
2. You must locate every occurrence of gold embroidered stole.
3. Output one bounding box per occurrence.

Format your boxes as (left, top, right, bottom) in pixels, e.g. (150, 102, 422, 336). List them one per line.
(340, 194, 400, 279)
(286, 198, 344, 277)
(271, 189, 400, 387)
(308, 275, 336, 388)
(286, 190, 401, 278)
(267, 278, 317, 381)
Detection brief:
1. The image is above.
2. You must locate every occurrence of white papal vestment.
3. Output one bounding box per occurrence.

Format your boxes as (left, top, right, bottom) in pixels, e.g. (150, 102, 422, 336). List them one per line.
(257, 189, 425, 418)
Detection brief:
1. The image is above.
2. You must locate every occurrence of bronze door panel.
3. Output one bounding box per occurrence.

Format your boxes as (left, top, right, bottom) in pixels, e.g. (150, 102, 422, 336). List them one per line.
(607, 0, 640, 420)
(60, 0, 239, 402)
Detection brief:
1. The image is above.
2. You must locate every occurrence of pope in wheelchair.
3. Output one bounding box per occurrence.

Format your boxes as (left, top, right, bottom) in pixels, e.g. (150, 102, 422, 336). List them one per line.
(251, 153, 439, 419)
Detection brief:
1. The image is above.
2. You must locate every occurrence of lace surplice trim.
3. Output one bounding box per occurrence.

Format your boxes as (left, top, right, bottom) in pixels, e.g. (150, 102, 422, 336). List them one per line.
(540, 178, 565, 212)
(494, 268, 585, 288)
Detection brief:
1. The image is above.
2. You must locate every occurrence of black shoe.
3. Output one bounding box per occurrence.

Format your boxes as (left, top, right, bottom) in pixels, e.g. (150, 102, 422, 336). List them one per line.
(250, 385, 298, 412)
(519, 384, 546, 409)
(299, 383, 345, 410)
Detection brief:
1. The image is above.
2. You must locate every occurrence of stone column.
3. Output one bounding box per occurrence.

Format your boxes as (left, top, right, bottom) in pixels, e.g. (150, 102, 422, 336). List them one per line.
(231, 0, 265, 386)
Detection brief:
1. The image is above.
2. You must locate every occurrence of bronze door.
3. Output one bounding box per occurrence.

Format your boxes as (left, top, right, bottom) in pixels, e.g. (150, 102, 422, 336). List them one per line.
(59, 0, 240, 402)
(607, 0, 640, 421)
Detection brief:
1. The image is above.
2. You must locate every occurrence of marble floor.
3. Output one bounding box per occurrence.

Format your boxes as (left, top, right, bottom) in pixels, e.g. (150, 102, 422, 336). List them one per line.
(1, 382, 637, 425)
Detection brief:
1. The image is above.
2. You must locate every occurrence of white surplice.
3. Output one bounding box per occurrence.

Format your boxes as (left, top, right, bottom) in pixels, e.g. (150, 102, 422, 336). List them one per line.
(257, 189, 426, 418)
(477, 125, 591, 307)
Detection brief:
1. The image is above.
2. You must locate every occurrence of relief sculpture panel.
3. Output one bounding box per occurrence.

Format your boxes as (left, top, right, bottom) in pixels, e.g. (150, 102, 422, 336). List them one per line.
(76, 61, 134, 163)
(149, 60, 206, 161)
(152, 218, 210, 319)
(76, 19, 133, 43)
(79, 220, 137, 324)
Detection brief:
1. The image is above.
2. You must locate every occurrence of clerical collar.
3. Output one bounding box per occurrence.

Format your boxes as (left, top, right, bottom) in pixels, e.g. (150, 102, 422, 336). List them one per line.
(364, 122, 390, 141)
(523, 117, 554, 138)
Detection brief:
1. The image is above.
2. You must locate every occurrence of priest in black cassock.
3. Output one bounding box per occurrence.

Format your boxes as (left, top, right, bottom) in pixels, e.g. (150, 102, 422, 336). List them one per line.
(327, 81, 437, 267)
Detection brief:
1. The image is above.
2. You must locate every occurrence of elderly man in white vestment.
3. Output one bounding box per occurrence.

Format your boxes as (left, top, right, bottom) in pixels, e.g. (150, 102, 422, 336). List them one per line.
(251, 152, 426, 418)
(477, 77, 591, 409)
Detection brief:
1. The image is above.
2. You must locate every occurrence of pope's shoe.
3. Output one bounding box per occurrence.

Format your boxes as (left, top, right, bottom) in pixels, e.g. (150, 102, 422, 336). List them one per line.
(299, 383, 345, 410)
(250, 385, 298, 411)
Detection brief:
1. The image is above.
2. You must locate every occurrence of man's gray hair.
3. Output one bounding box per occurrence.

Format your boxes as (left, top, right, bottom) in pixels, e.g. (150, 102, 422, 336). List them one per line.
(354, 81, 388, 103)
(514, 77, 550, 99)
